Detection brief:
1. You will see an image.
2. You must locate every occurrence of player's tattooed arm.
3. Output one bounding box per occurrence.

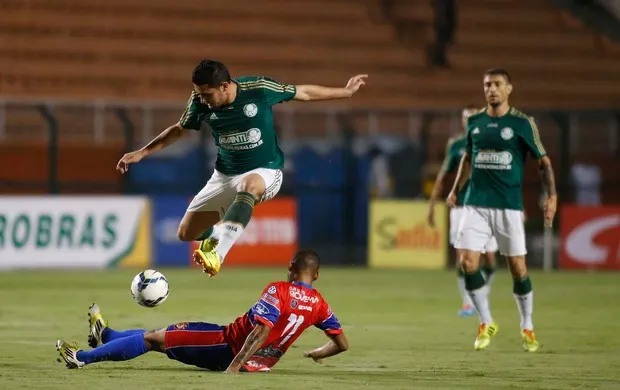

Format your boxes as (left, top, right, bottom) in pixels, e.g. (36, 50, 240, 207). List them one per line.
(538, 156, 557, 228)
(538, 156, 557, 197)
(224, 324, 271, 374)
(294, 75, 367, 101)
(304, 333, 349, 363)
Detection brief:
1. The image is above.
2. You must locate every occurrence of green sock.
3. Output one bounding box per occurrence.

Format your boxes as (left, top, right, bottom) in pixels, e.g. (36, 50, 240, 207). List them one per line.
(463, 269, 486, 291)
(513, 275, 532, 295)
(197, 227, 213, 241)
(215, 192, 256, 261)
(513, 275, 534, 329)
(464, 268, 493, 324)
(222, 192, 255, 227)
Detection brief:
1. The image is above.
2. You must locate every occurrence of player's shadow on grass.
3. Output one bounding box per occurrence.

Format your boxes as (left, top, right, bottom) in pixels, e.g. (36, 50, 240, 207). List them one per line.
(100, 366, 332, 375)
(101, 366, 210, 373)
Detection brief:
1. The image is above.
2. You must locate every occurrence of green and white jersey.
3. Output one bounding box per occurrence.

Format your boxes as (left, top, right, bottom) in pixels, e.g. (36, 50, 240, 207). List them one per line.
(464, 107, 547, 211)
(179, 76, 296, 175)
(440, 135, 468, 205)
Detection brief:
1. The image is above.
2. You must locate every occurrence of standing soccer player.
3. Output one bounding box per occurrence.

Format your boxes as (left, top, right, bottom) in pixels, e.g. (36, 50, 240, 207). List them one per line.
(427, 105, 498, 317)
(117, 59, 367, 276)
(447, 69, 557, 352)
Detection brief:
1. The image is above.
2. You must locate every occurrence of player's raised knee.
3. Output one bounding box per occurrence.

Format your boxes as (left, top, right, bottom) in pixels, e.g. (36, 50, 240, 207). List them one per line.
(237, 176, 265, 201)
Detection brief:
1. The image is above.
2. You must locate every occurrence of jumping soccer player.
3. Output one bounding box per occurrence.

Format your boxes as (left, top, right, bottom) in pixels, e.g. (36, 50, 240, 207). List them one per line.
(427, 105, 498, 317)
(446, 69, 557, 352)
(116, 59, 367, 277)
(56, 250, 348, 373)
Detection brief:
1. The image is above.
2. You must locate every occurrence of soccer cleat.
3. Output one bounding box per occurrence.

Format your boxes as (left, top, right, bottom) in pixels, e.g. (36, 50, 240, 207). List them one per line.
(193, 240, 221, 277)
(87, 303, 108, 348)
(198, 237, 218, 253)
(458, 305, 476, 317)
(56, 340, 85, 369)
(474, 322, 498, 350)
(521, 329, 539, 352)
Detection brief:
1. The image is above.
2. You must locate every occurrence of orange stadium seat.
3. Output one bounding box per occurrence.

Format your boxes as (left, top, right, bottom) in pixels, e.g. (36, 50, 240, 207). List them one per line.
(0, 0, 619, 112)
(0, 0, 618, 202)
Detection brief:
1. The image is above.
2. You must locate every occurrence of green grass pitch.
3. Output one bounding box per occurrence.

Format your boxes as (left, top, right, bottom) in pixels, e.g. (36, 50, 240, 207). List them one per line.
(1, 268, 619, 389)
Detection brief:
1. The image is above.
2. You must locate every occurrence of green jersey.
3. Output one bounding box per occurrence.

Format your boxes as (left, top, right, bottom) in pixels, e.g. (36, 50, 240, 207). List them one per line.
(179, 76, 296, 175)
(464, 107, 546, 211)
(440, 135, 468, 205)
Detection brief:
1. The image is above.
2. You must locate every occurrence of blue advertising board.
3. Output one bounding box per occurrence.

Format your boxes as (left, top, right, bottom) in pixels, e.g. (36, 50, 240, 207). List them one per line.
(152, 196, 190, 266)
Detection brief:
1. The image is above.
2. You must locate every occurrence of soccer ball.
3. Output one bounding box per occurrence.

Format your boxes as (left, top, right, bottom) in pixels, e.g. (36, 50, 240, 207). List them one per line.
(130, 270, 169, 308)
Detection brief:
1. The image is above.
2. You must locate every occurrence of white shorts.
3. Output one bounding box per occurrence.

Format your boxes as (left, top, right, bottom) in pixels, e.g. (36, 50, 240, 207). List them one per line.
(187, 168, 283, 216)
(455, 206, 526, 256)
(450, 207, 498, 253)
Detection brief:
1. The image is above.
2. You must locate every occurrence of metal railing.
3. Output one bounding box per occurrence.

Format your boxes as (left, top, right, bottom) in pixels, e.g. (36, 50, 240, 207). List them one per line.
(1, 97, 619, 151)
(0, 97, 619, 268)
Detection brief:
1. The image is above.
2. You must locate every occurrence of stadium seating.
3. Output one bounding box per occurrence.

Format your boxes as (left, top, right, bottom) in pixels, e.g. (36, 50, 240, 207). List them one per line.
(2, 0, 618, 111)
(383, 0, 620, 108)
(0, 0, 618, 202)
(0, 0, 423, 109)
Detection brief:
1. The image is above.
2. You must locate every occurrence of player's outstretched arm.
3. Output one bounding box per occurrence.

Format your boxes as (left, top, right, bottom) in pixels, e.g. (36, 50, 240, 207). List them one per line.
(224, 323, 271, 374)
(447, 152, 472, 207)
(116, 123, 186, 174)
(293, 75, 367, 101)
(303, 333, 349, 363)
(538, 156, 557, 228)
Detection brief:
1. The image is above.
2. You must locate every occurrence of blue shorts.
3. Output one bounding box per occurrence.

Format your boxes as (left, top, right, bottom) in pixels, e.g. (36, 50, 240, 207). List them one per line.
(164, 322, 234, 371)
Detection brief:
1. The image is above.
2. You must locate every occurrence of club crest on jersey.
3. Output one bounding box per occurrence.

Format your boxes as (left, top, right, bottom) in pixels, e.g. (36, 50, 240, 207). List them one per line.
(501, 127, 514, 140)
(290, 299, 298, 309)
(268, 286, 277, 295)
(243, 103, 258, 117)
(254, 302, 270, 315)
(174, 322, 189, 330)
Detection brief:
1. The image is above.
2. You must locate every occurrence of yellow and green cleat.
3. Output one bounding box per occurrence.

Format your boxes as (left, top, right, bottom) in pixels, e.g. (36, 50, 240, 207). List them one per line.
(193, 238, 221, 277)
(474, 322, 499, 350)
(87, 303, 108, 348)
(56, 340, 84, 369)
(521, 329, 539, 352)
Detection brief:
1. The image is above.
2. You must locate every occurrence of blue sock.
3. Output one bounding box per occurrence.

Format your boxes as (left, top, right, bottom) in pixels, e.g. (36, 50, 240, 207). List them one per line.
(102, 327, 146, 344)
(77, 333, 148, 364)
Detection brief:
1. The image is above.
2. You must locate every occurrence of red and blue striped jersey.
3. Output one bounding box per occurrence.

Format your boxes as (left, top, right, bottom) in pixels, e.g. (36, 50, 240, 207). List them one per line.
(223, 281, 342, 371)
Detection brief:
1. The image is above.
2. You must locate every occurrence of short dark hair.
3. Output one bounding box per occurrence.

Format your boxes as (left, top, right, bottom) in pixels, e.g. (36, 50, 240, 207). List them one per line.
(483, 68, 511, 83)
(192, 59, 231, 86)
(291, 250, 320, 274)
